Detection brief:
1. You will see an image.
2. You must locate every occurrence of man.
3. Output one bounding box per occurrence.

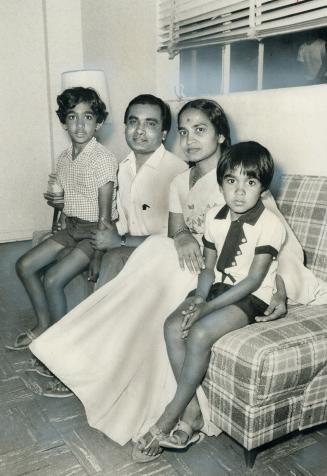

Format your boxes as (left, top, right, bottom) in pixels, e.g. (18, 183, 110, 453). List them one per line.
(92, 94, 188, 286)
(297, 34, 327, 84)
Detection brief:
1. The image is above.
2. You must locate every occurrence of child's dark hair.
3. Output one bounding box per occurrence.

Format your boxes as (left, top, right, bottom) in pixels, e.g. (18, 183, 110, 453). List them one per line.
(124, 94, 172, 133)
(56, 87, 108, 124)
(217, 141, 274, 191)
(177, 99, 231, 151)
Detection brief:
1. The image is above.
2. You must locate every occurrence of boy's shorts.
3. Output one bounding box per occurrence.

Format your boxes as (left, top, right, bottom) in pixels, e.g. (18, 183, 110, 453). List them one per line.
(208, 282, 268, 324)
(189, 282, 268, 324)
(51, 216, 97, 260)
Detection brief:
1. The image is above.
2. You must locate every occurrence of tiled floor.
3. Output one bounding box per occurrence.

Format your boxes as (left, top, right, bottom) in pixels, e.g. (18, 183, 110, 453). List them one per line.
(0, 240, 327, 476)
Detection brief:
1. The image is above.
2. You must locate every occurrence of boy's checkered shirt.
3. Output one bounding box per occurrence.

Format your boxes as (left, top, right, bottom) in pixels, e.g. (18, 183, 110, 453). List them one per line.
(56, 137, 118, 222)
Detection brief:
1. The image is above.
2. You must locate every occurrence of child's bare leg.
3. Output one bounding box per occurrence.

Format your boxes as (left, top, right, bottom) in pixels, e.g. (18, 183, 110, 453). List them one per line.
(164, 307, 203, 441)
(135, 303, 192, 456)
(15, 238, 65, 338)
(157, 305, 249, 435)
(140, 305, 248, 455)
(44, 248, 90, 321)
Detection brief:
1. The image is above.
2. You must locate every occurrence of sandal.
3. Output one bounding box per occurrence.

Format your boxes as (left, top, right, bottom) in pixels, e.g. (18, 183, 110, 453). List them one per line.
(25, 358, 54, 378)
(132, 424, 166, 463)
(5, 329, 37, 351)
(159, 420, 203, 449)
(42, 379, 73, 398)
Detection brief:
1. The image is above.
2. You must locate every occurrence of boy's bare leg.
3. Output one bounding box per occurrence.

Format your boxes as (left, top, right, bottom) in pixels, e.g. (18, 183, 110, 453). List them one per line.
(15, 238, 65, 342)
(44, 248, 90, 321)
(138, 303, 204, 456)
(141, 305, 249, 455)
(158, 306, 249, 434)
(164, 305, 204, 442)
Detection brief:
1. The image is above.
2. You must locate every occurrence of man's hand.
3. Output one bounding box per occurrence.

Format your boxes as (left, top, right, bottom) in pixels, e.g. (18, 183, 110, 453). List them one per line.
(174, 232, 204, 274)
(90, 218, 120, 251)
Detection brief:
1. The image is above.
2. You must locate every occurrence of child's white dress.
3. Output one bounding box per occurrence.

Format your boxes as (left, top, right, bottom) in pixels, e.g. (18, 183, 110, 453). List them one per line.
(30, 168, 324, 445)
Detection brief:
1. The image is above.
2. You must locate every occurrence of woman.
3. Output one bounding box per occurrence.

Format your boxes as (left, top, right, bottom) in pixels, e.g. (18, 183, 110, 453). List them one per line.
(30, 99, 303, 461)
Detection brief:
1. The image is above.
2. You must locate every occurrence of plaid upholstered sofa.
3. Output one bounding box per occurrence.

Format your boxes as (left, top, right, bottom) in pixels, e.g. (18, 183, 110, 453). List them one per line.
(203, 174, 327, 467)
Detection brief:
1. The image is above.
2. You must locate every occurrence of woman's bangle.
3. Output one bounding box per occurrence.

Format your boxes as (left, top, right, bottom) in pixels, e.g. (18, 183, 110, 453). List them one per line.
(172, 225, 190, 239)
(194, 294, 205, 303)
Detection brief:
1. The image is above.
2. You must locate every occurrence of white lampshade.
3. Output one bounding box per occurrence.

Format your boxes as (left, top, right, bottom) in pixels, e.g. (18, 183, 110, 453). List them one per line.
(61, 69, 110, 117)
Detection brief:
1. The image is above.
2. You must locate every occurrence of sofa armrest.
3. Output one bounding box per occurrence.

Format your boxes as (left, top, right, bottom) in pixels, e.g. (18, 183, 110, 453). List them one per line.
(208, 305, 327, 407)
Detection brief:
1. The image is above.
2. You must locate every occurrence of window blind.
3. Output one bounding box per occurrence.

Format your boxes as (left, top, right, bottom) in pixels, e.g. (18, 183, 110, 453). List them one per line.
(158, 0, 327, 57)
(158, 0, 252, 58)
(255, 0, 327, 37)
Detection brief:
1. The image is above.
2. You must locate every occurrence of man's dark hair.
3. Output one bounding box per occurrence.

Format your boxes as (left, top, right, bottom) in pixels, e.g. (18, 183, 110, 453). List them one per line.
(124, 94, 171, 132)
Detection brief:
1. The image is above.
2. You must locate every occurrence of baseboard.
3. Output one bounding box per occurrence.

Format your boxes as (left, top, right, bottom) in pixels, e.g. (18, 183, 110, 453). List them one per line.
(0, 229, 40, 243)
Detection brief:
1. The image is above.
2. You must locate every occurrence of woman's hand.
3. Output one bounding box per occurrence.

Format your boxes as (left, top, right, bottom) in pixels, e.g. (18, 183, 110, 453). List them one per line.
(255, 275, 287, 322)
(174, 231, 204, 274)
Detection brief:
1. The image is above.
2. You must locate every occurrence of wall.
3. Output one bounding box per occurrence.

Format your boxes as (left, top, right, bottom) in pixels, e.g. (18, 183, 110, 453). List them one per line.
(44, 0, 85, 160)
(81, 0, 157, 160)
(0, 0, 50, 242)
(0, 0, 83, 242)
(156, 28, 327, 183)
(1, 1, 326, 243)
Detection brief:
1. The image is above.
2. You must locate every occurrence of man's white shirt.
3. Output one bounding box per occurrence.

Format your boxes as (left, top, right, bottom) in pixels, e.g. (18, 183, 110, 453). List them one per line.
(117, 144, 188, 236)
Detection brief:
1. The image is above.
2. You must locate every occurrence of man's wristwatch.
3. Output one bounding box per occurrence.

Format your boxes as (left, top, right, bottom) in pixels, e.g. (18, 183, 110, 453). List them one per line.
(120, 234, 127, 247)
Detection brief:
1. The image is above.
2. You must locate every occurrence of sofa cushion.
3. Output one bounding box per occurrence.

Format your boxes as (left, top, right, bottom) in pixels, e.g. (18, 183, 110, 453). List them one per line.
(276, 175, 327, 282)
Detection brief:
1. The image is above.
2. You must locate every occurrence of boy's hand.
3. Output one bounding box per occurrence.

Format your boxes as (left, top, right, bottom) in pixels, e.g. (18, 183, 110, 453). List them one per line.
(180, 295, 203, 315)
(181, 296, 204, 337)
(88, 254, 103, 282)
(57, 212, 66, 231)
(255, 276, 287, 322)
(255, 299, 287, 322)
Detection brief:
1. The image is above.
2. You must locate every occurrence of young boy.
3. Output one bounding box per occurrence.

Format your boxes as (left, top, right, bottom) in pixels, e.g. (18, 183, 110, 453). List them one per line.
(182, 140, 286, 333)
(8, 87, 118, 350)
(146, 141, 287, 450)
